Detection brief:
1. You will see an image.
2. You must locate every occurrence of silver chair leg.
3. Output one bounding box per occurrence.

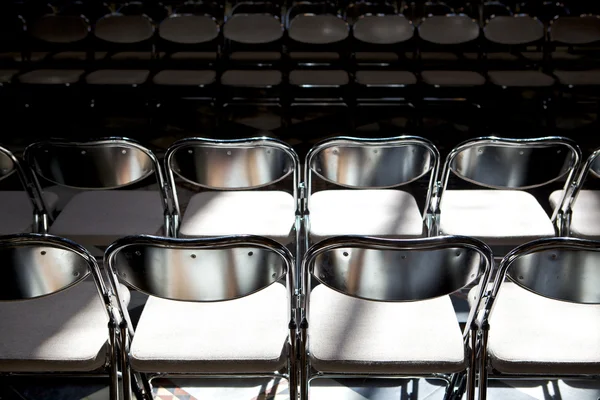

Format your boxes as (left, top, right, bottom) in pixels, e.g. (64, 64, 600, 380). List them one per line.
(300, 318, 309, 400)
(109, 323, 119, 400)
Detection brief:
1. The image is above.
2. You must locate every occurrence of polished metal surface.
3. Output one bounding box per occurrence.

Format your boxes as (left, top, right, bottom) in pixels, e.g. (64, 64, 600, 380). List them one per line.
(304, 235, 492, 302)
(106, 234, 294, 302)
(169, 142, 293, 190)
(0, 234, 97, 301)
(309, 140, 435, 188)
(0, 146, 16, 181)
(446, 137, 579, 190)
(25, 139, 156, 189)
(500, 238, 600, 304)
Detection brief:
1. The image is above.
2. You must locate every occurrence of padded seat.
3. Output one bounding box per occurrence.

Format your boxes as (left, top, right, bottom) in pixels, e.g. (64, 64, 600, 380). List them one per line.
(159, 15, 219, 44)
(85, 69, 150, 85)
(18, 69, 84, 85)
(309, 284, 466, 374)
(309, 190, 424, 242)
(550, 190, 600, 239)
(488, 70, 555, 87)
(553, 70, 600, 86)
(440, 190, 555, 249)
(153, 70, 216, 86)
(0, 191, 58, 234)
(0, 70, 18, 83)
(421, 71, 486, 87)
(179, 191, 296, 244)
(469, 282, 600, 374)
(355, 71, 417, 86)
(288, 15, 348, 44)
(221, 70, 282, 87)
(130, 282, 288, 373)
(289, 70, 349, 87)
(49, 190, 165, 247)
(0, 281, 129, 372)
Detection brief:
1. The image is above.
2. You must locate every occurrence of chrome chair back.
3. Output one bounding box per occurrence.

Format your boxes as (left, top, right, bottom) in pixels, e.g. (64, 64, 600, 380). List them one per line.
(300, 235, 493, 400)
(105, 234, 297, 400)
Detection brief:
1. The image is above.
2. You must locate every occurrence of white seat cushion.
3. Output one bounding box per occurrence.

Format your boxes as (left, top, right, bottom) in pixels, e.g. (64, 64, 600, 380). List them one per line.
(550, 190, 600, 239)
(49, 191, 165, 247)
(309, 190, 424, 243)
(309, 285, 466, 373)
(0, 191, 58, 234)
(130, 283, 289, 373)
(0, 281, 129, 372)
(469, 282, 600, 374)
(179, 191, 295, 244)
(440, 190, 555, 250)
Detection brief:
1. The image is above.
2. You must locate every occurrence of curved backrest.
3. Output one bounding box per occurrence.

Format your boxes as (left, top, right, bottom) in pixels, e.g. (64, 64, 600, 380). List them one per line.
(105, 235, 293, 302)
(288, 14, 349, 44)
(497, 237, 600, 304)
(31, 15, 90, 43)
(159, 14, 219, 44)
(443, 137, 580, 190)
(166, 137, 298, 190)
(0, 146, 17, 182)
(94, 13, 155, 44)
(353, 15, 414, 45)
(418, 14, 480, 45)
(223, 13, 283, 44)
(484, 15, 544, 45)
(307, 136, 438, 189)
(25, 138, 158, 189)
(304, 235, 492, 302)
(0, 234, 97, 301)
(550, 16, 600, 45)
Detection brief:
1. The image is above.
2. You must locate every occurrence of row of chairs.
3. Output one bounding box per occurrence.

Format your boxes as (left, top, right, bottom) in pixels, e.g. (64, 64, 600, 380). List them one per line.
(3, 135, 600, 255)
(2, 231, 599, 400)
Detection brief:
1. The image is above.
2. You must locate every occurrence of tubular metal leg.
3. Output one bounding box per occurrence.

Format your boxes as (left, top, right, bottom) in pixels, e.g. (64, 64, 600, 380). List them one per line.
(121, 324, 132, 400)
(289, 319, 298, 400)
(109, 323, 119, 400)
(300, 318, 309, 400)
(467, 329, 477, 400)
(479, 329, 489, 400)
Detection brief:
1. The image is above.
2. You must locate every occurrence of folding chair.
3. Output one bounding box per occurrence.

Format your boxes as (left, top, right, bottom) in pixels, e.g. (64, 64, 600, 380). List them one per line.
(472, 237, 600, 400)
(0, 145, 54, 234)
(0, 233, 129, 400)
(24, 138, 171, 254)
(550, 147, 600, 239)
(300, 235, 493, 400)
(305, 136, 440, 243)
(104, 234, 298, 400)
(434, 136, 580, 255)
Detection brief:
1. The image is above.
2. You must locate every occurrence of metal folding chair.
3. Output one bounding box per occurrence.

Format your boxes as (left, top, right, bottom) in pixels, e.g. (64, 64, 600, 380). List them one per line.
(24, 138, 172, 254)
(104, 234, 298, 400)
(434, 136, 580, 255)
(0, 145, 53, 234)
(300, 235, 493, 400)
(550, 147, 600, 239)
(472, 237, 600, 400)
(305, 136, 440, 243)
(0, 233, 127, 400)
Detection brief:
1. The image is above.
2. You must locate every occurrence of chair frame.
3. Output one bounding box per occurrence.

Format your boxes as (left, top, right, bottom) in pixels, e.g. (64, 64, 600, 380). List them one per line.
(299, 235, 493, 400)
(0, 145, 50, 233)
(23, 137, 172, 237)
(559, 147, 600, 236)
(433, 136, 581, 237)
(475, 236, 600, 400)
(0, 233, 122, 400)
(104, 234, 298, 400)
(304, 135, 440, 235)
